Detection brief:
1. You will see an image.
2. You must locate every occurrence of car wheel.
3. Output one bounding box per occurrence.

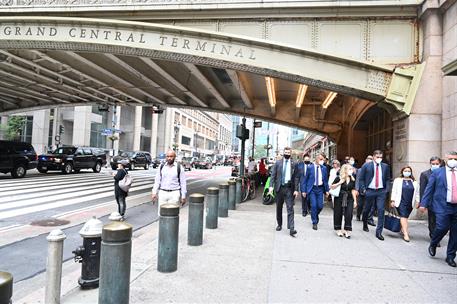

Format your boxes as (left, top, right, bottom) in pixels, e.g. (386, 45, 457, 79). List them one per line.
(93, 162, 102, 173)
(144, 163, 149, 170)
(37, 167, 48, 174)
(130, 163, 135, 170)
(11, 164, 27, 178)
(62, 162, 73, 174)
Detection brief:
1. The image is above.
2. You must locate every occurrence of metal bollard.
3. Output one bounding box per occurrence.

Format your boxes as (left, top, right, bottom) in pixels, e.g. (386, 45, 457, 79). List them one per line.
(158, 204, 180, 273)
(218, 183, 229, 218)
(45, 229, 66, 304)
(188, 194, 204, 246)
(235, 177, 242, 205)
(99, 221, 133, 304)
(228, 179, 236, 210)
(0, 271, 13, 304)
(206, 187, 219, 229)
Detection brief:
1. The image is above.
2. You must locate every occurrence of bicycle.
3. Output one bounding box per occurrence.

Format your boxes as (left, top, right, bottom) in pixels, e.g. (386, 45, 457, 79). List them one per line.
(240, 173, 257, 202)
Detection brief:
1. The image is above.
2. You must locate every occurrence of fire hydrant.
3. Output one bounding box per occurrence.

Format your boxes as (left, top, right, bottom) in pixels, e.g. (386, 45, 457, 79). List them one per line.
(72, 216, 103, 289)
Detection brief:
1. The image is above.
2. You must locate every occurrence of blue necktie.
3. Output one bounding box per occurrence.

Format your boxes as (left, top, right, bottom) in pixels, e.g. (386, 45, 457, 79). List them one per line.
(282, 160, 288, 185)
(315, 166, 319, 186)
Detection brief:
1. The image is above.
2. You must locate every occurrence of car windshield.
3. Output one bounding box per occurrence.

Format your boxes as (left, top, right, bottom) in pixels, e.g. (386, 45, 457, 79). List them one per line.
(120, 152, 135, 157)
(53, 147, 76, 155)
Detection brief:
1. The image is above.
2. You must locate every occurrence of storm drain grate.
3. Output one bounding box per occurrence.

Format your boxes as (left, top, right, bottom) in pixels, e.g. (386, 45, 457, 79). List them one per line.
(30, 218, 70, 227)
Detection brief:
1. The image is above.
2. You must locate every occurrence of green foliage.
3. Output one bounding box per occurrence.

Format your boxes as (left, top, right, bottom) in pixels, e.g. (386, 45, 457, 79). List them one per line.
(4, 116, 26, 141)
(254, 145, 267, 159)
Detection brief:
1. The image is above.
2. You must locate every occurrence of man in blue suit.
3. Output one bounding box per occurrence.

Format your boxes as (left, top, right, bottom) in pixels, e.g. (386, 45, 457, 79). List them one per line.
(420, 151, 457, 267)
(301, 152, 329, 230)
(358, 149, 391, 241)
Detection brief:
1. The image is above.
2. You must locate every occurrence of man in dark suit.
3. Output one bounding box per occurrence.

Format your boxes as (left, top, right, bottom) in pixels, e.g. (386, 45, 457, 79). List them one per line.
(355, 155, 375, 222)
(269, 147, 299, 237)
(358, 149, 391, 241)
(295, 153, 311, 217)
(420, 151, 457, 267)
(301, 152, 329, 230)
(419, 156, 442, 241)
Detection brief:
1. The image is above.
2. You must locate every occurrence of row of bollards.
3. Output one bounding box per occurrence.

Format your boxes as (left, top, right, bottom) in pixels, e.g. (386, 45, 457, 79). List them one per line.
(0, 271, 13, 304)
(36, 177, 244, 304)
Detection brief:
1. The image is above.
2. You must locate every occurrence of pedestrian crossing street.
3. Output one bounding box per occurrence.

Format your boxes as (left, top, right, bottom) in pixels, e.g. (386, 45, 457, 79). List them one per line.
(0, 169, 160, 225)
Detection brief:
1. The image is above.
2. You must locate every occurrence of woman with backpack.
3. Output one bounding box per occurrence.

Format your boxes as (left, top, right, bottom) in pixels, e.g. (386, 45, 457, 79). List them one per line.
(113, 159, 129, 220)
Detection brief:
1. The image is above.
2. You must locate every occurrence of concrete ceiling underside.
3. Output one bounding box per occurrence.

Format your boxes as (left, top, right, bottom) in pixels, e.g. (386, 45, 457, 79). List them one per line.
(0, 49, 374, 139)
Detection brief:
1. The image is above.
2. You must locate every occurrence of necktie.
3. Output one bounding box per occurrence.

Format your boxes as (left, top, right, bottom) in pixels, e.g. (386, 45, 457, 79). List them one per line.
(452, 169, 457, 204)
(315, 165, 319, 186)
(282, 160, 288, 185)
(375, 164, 379, 189)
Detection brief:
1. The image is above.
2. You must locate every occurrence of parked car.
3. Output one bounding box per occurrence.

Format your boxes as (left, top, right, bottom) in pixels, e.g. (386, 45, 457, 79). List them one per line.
(194, 158, 213, 169)
(37, 146, 107, 174)
(0, 140, 38, 178)
(111, 151, 151, 170)
(151, 157, 162, 168)
(180, 157, 193, 171)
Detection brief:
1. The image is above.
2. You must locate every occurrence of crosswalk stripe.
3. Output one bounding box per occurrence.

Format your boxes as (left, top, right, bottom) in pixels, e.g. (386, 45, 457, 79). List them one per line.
(0, 174, 112, 189)
(0, 183, 153, 220)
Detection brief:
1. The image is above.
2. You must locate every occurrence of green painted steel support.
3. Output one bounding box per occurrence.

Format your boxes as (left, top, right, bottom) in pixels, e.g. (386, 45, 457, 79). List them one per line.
(228, 179, 236, 210)
(0, 271, 12, 304)
(157, 204, 180, 273)
(218, 183, 229, 218)
(235, 178, 242, 205)
(188, 194, 204, 246)
(206, 187, 219, 229)
(99, 221, 133, 304)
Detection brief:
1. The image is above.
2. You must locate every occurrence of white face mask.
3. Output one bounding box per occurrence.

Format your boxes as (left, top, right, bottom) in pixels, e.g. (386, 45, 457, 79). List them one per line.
(375, 158, 382, 164)
(318, 160, 324, 166)
(403, 171, 411, 177)
(447, 159, 457, 168)
(349, 160, 355, 165)
(431, 164, 440, 171)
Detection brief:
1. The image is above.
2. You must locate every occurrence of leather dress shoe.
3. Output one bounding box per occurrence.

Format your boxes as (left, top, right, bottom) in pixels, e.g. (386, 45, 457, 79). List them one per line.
(363, 225, 369, 232)
(276, 226, 282, 231)
(376, 234, 384, 241)
(428, 245, 436, 257)
(356, 215, 361, 221)
(368, 221, 376, 226)
(302, 212, 308, 217)
(290, 229, 297, 237)
(445, 257, 456, 267)
(312, 224, 318, 230)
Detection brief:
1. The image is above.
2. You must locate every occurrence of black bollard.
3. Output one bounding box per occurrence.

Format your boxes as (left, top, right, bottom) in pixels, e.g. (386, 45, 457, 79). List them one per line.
(206, 187, 219, 229)
(99, 221, 133, 304)
(158, 204, 180, 273)
(235, 178, 242, 205)
(0, 271, 12, 304)
(218, 183, 229, 217)
(228, 179, 236, 210)
(188, 194, 204, 246)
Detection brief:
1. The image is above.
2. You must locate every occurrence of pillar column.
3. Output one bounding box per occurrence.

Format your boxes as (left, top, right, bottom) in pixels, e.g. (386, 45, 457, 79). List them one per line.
(72, 106, 92, 146)
(113, 106, 121, 153)
(31, 110, 50, 155)
(150, 111, 159, 157)
(133, 106, 142, 151)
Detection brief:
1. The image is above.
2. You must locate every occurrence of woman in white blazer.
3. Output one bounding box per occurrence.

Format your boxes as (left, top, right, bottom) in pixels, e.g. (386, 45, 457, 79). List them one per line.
(390, 166, 420, 242)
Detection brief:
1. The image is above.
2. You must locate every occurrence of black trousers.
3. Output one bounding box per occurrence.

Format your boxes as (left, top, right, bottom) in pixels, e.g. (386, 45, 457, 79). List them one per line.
(428, 208, 437, 238)
(276, 185, 295, 230)
(115, 188, 127, 216)
(301, 194, 311, 215)
(334, 197, 354, 231)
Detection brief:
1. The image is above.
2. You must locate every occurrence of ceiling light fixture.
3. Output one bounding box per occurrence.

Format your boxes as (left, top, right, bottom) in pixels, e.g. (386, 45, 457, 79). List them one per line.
(265, 76, 276, 109)
(296, 84, 308, 108)
(322, 91, 337, 109)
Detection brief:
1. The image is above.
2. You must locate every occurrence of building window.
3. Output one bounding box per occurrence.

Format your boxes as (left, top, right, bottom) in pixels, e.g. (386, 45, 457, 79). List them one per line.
(181, 136, 191, 145)
(182, 116, 187, 126)
(174, 112, 180, 124)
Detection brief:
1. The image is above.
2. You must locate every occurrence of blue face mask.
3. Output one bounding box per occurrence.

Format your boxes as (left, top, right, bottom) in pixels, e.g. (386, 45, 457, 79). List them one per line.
(431, 164, 440, 171)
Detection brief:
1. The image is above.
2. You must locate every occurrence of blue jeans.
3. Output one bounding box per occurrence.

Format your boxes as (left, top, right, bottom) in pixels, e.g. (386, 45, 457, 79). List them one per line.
(363, 189, 387, 235)
(309, 186, 324, 225)
(431, 204, 457, 260)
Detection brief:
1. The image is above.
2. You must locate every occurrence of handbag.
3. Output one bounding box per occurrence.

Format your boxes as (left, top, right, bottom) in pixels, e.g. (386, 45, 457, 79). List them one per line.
(329, 184, 341, 197)
(384, 208, 401, 232)
(119, 169, 133, 192)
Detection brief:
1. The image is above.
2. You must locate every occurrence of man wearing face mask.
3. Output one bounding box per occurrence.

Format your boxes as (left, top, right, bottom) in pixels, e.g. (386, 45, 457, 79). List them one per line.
(358, 149, 391, 240)
(270, 147, 299, 237)
(301, 153, 330, 230)
(420, 151, 457, 267)
(419, 156, 442, 242)
(295, 153, 312, 217)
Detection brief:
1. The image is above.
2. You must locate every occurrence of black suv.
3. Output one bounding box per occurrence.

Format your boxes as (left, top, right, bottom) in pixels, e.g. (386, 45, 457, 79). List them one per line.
(0, 140, 38, 178)
(111, 151, 152, 170)
(37, 146, 107, 174)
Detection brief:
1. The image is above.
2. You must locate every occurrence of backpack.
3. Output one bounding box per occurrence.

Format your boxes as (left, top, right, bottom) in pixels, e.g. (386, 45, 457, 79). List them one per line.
(160, 162, 181, 185)
(119, 169, 133, 192)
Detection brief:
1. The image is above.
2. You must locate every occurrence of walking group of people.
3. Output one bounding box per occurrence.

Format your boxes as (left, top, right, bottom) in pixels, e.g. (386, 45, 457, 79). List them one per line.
(270, 147, 457, 268)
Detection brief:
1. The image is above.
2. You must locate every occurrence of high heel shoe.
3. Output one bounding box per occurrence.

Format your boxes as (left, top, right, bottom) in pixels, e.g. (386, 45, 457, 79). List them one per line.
(403, 234, 410, 242)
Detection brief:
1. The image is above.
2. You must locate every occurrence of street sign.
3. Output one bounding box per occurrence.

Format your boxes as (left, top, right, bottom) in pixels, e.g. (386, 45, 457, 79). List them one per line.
(102, 128, 113, 135)
(253, 121, 262, 128)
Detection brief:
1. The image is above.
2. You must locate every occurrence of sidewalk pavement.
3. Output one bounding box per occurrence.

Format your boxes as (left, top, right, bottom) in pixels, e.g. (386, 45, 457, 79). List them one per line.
(17, 196, 457, 303)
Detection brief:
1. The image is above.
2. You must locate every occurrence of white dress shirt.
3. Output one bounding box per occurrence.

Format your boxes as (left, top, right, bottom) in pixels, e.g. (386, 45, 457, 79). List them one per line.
(283, 159, 291, 183)
(446, 166, 456, 203)
(368, 161, 384, 189)
(315, 164, 323, 186)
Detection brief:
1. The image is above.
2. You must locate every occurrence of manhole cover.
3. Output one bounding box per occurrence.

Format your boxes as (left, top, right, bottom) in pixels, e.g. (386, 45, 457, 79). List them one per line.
(31, 218, 70, 227)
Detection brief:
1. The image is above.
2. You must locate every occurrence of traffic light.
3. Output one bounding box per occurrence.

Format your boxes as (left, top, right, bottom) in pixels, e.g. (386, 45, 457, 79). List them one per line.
(59, 125, 64, 134)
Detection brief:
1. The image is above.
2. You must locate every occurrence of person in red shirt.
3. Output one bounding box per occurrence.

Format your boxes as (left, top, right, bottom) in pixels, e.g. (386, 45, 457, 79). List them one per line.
(259, 158, 268, 186)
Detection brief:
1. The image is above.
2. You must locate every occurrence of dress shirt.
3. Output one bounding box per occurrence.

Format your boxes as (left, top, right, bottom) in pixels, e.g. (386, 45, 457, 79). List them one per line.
(446, 166, 456, 203)
(283, 159, 291, 184)
(368, 161, 384, 189)
(152, 162, 187, 197)
(315, 164, 323, 186)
